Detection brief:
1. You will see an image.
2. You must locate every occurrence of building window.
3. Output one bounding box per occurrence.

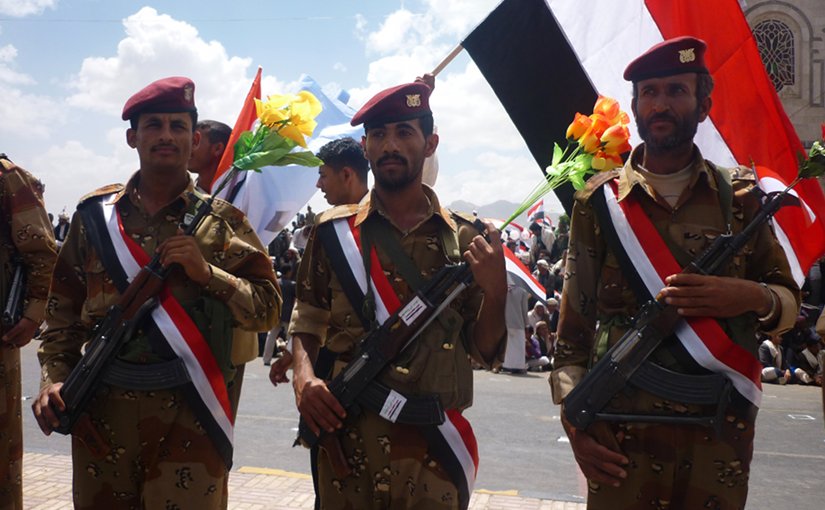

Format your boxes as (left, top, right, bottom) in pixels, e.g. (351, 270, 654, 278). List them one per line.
(752, 19, 795, 92)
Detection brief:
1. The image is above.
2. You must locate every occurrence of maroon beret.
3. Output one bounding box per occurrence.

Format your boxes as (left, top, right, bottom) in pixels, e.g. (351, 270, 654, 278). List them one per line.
(624, 36, 709, 82)
(121, 76, 197, 121)
(351, 82, 432, 128)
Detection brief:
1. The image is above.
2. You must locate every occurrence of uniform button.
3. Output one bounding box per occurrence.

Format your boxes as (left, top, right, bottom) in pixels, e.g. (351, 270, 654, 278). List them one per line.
(395, 366, 410, 375)
(442, 342, 454, 350)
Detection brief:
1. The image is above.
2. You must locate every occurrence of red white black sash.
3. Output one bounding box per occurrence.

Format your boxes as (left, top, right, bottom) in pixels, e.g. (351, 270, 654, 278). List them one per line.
(320, 215, 478, 508)
(600, 181, 762, 407)
(83, 194, 234, 467)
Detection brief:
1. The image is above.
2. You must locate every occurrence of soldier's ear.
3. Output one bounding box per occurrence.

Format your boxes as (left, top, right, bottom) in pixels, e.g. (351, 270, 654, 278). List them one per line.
(126, 128, 137, 149)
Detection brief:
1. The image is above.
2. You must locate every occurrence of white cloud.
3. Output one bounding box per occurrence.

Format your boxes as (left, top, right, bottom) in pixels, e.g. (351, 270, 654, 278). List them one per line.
(332, 62, 347, 73)
(0, 43, 60, 136)
(0, 0, 57, 17)
(32, 137, 135, 213)
(66, 7, 276, 124)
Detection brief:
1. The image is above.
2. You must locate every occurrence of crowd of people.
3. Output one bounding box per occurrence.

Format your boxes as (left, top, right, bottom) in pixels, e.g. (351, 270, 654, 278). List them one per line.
(1, 33, 823, 510)
(758, 264, 825, 386)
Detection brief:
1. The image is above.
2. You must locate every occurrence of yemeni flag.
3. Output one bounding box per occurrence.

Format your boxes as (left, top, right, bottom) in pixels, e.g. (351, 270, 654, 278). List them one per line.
(462, 0, 825, 284)
(503, 245, 547, 304)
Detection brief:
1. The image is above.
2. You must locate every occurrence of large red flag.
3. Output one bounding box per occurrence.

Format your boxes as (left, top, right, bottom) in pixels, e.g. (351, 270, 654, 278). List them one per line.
(209, 66, 262, 191)
(464, 0, 825, 284)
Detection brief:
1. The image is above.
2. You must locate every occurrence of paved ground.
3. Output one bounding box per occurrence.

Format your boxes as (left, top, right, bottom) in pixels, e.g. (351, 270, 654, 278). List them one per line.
(19, 340, 825, 508)
(21, 452, 584, 509)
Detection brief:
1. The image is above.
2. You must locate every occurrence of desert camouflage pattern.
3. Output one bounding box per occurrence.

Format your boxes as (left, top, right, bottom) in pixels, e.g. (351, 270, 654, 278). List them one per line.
(0, 156, 57, 331)
(317, 410, 460, 510)
(38, 172, 279, 384)
(290, 186, 503, 506)
(72, 386, 226, 510)
(551, 146, 799, 509)
(0, 156, 57, 509)
(37, 172, 279, 507)
(587, 390, 755, 510)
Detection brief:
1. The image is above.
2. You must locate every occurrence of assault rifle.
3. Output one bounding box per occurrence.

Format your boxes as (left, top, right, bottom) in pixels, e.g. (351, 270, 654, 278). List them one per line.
(2, 257, 25, 328)
(52, 194, 215, 453)
(297, 235, 483, 477)
(563, 176, 805, 433)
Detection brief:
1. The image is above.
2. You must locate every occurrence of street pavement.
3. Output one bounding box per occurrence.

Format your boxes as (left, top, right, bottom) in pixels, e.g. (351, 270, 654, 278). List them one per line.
(20, 342, 825, 508)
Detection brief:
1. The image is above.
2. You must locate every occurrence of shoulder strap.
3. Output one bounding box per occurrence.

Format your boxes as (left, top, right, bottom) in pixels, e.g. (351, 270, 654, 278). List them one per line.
(707, 161, 733, 230)
(362, 215, 425, 292)
(315, 221, 372, 330)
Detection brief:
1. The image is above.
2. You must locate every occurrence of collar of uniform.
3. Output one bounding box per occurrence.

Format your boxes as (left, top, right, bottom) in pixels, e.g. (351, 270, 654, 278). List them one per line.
(112, 171, 197, 209)
(616, 144, 717, 202)
(353, 184, 457, 232)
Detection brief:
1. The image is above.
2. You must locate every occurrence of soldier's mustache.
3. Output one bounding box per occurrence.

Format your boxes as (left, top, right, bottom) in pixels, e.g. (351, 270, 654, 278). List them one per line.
(377, 155, 407, 166)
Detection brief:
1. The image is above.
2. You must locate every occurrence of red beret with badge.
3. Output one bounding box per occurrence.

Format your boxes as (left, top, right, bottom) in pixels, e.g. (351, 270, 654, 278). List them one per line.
(623, 36, 709, 82)
(350, 82, 432, 128)
(121, 76, 197, 121)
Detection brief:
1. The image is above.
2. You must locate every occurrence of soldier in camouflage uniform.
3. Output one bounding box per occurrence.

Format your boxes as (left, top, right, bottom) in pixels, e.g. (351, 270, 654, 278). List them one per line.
(32, 77, 279, 510)
(290, 82, 506, 509)
(0, 154, 57, 509)
(551, 37, 800, 509)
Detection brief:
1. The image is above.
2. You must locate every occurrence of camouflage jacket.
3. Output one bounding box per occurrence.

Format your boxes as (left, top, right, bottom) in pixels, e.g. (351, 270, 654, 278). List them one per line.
(38, 172, 280, 386)
(289, 185, 504, 411)
(0, 155, 57, 332)
(551, 145, 800, 404)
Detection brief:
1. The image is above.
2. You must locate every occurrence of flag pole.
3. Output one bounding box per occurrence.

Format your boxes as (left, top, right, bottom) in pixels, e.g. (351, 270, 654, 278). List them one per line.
(430, 44, 464, 77)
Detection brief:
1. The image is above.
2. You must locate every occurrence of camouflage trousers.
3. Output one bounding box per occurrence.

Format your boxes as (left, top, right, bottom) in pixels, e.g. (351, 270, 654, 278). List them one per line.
(72, 385, 227, 510)
(317, 410, 460, 510)
(585, 389, 756, 510)
(0, 347, 22, 510)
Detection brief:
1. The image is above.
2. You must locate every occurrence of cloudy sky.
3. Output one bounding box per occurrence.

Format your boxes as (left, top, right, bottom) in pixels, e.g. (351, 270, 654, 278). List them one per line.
(0, 0, 566, 217)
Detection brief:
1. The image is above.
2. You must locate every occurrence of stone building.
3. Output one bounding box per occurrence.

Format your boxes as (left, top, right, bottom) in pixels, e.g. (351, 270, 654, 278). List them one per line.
(743, 0, 824, 145)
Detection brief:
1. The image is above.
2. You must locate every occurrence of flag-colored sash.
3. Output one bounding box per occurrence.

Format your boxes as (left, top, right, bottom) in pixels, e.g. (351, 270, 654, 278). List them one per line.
(83, 194, 234, 467)
(320, 215, 478, 508)
(600, 181, 762, 407)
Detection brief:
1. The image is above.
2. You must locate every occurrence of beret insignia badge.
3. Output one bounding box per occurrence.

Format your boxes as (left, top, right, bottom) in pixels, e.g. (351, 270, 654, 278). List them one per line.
(184, 84, 194, 102)
(679, 48, 696, 64)
(406, 94, 422, 108)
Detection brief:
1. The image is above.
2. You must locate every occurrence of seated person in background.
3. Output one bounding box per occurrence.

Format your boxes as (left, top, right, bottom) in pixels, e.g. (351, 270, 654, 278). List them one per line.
(759, 333, 792, 384)
(526, 321, 551, 372)
(788, 337, 823, 386)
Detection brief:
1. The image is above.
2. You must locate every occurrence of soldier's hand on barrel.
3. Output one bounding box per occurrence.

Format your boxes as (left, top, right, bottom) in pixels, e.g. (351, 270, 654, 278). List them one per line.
(32, 382, 65, 435)
(464, 221, 506, 297)
(157, 230, 211, 285)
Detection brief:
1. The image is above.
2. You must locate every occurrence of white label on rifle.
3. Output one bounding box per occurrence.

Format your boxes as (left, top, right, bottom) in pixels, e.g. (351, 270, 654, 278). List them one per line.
(380, 390, 407, 423)
(399, 296, 427, 326)
(183, 213, 195, 226)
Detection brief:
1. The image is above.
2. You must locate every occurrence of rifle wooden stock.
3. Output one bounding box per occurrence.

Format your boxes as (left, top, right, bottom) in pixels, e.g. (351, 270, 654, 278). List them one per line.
(53, 193, 214, 440)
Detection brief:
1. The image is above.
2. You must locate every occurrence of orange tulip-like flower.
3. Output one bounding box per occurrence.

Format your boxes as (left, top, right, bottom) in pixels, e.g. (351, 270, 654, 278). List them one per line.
(601, 123, 632, 155)
(591, 150, 623, 171)
(566, 112, 592, 141)
(593, 95, 620, 122)
(579, 115, 611, 153)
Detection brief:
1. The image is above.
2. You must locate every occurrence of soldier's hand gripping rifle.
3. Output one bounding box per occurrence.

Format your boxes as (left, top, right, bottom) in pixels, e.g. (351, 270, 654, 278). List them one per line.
(2, 256, 25, 328)
(51, 194, 215, 453)
(297, 223, 491, 478)
(563, 150, 825, 433)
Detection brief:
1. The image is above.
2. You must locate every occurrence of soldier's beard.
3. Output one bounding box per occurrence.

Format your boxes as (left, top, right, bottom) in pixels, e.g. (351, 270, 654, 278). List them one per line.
(637, 106, 701, 154)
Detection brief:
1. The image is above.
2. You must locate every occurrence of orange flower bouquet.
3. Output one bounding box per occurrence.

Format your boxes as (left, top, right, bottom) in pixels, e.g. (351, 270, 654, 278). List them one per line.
(503, 96, 631, 226)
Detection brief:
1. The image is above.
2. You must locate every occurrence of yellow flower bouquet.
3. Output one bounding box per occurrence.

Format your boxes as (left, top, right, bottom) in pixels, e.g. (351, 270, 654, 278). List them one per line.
(216, 91, 323, 195)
